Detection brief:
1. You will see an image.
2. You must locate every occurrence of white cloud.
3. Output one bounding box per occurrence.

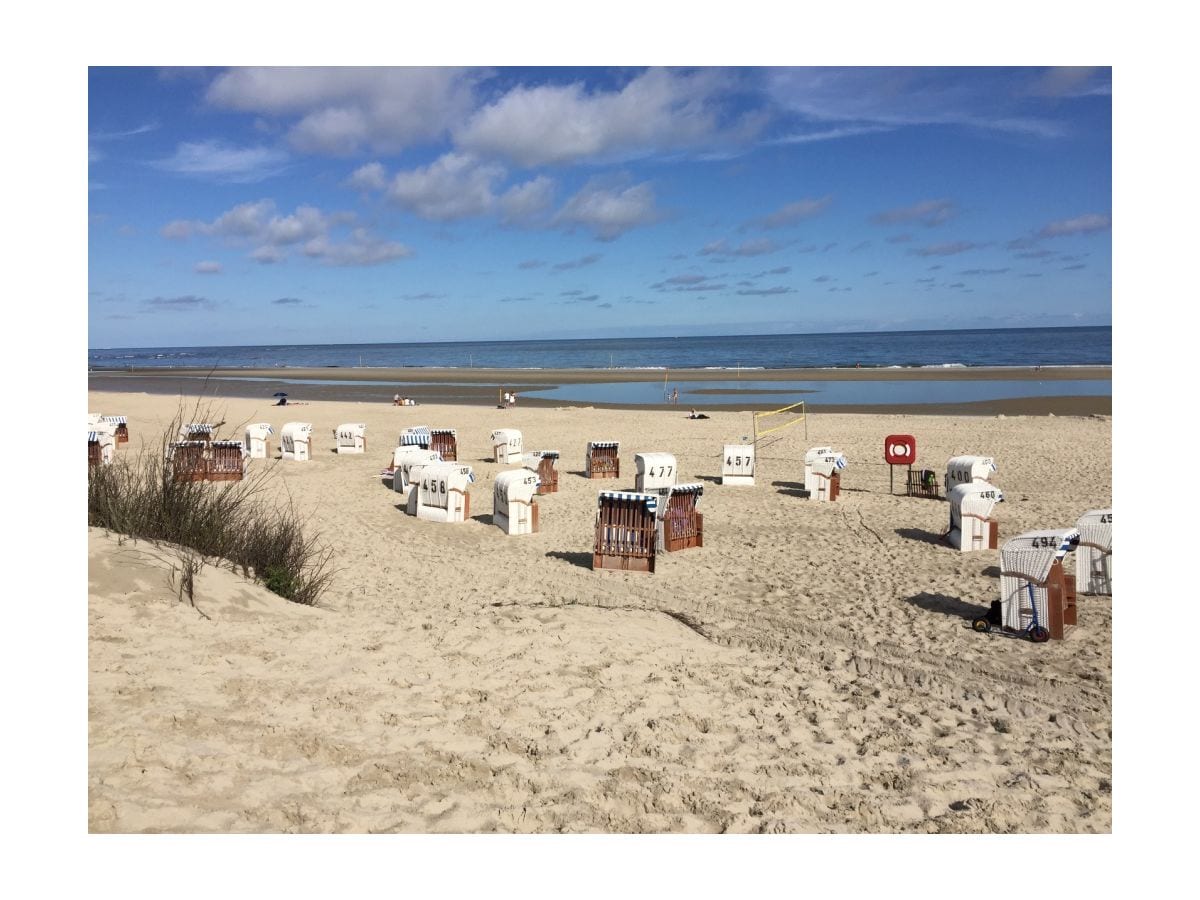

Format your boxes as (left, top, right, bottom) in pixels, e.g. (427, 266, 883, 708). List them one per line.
(555, 178, 660, 241)
(499, 176, 556, 225)
(162, 199, 411, 267)
(346, 161, 388, 192)
(765, 68, 1068, 139)
(871, 199, 957, 227)
(303, 228, 413, 267)
(1039, 213, 1111, 237)
(912, 241, 979, 257)
(750, 196, 832, 229)
(194, 260, 222, 274)
(456, 68, 761, 167)
(700, 238, 781, 257)
(387, 153, 505, 221)
(153, 140, 289, 182)
(206, 67, 478, 155)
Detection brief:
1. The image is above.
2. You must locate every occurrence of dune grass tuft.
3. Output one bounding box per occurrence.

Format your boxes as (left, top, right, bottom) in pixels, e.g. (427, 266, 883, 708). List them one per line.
(88, 401, 333, 606)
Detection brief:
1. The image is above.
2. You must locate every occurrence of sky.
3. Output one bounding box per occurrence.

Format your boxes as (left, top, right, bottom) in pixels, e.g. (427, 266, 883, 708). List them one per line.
(87, 66, 1112, 348)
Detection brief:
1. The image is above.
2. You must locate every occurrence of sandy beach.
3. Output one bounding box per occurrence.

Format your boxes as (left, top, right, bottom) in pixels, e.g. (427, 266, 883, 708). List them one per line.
(88, 388, 1112, 833)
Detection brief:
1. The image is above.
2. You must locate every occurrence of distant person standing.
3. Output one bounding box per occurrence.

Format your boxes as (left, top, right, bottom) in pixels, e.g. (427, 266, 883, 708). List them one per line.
(393, 393, 401, 406)
(671, 387, 679, 405)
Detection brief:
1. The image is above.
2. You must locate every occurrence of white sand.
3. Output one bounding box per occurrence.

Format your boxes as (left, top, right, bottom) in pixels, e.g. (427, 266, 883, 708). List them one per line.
(88, 390, 1112, 832)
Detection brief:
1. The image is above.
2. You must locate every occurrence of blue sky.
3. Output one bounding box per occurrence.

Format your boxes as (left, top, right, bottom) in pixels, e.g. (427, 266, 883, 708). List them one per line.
(87, 67, 1112, 348)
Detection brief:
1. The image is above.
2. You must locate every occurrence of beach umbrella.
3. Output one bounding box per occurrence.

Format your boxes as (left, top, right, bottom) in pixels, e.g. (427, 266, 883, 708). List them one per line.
(273, 391, 288, 397)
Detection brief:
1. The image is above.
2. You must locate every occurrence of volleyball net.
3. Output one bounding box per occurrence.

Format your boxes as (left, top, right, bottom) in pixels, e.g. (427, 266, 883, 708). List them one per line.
(752, 400, 807, 451)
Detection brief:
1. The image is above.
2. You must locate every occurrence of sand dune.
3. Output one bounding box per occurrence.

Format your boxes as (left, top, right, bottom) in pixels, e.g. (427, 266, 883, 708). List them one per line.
(88, 390, 1112, 832)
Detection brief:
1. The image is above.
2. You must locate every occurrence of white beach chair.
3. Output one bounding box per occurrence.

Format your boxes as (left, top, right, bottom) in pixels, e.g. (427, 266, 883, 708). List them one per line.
(998, 528, 1081, 641)
(721, 444, 755, 486)
(334, 423, 367, 454)
(1075, 509, 1113, 595)
(634, 452, 677, 491)
(946, 455, 996, 489)
(491, 428, 523, 464)
(280, 422, 313, 461)
(494, 469, 541, 535)
(409, 463, 475, 523)
(244, 423, 273, 460)
(391, 447, 443, 494)
(802, 446, 836, 492)
(947, 482, 1003, 551)
(808, 454, 847, 502)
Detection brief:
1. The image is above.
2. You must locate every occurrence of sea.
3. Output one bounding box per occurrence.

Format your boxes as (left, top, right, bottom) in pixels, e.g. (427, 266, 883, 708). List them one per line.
(89, 326, 1111, 371)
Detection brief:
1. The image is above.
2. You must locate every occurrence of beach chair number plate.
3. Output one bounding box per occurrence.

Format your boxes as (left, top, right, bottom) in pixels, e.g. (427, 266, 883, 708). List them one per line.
(422, 478, 449, 508)
(648, 465, 673, 478)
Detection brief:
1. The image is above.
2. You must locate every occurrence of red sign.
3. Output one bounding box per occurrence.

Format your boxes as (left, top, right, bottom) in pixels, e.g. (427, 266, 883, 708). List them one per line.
(884, 434, 916, 465)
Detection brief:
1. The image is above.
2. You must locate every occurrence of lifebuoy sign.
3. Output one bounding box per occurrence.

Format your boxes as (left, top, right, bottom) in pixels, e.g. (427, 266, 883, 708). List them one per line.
(884, 434, 916, 465)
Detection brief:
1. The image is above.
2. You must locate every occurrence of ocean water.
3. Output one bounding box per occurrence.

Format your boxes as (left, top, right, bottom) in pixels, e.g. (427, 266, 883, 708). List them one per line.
(88, 326, 1112, 371)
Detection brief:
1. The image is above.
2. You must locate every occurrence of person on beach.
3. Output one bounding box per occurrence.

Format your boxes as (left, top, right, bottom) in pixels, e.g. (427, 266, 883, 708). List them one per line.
(511, 391, 518, 407)
(671, 387, 679, 405)
(688, 408, 709, 419)
(393, 393, 401, 406)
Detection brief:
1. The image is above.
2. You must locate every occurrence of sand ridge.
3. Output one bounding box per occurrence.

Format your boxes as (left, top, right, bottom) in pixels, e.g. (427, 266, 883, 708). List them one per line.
(88, 390, 1112, 832)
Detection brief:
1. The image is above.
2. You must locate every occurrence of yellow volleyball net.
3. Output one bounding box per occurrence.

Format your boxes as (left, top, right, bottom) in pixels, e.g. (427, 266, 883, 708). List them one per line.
(752, 400, 807, 451)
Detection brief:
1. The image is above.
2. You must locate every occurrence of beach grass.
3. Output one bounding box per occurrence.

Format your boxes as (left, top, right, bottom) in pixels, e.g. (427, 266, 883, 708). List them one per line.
(87, 402, 334, 606)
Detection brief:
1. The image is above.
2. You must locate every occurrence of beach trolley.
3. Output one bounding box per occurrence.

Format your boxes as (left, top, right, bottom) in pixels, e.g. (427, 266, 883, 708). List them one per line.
(491, 428, 523, 464)
(280, 422, 313, 461)
(494, 469, 541, 535)
(391, 447, 443, 494)
(976, 528, 1080, 642)
(657, 483, 704, 552)
(399, 426, 432, 450)
(100, 415, 129, 445)
(947, 482, 1003, 551)
(593, 491, 658, 573)
(88, 429, 116, 467)
(334, 423, 367, 454)
(1075, 509, 1113, 595)
(906, 468, 940, 500)
(635, 452, 677, 492)
(946, 455, 997, 489)
(721, 444, 755, 486)
(244, 423, 273, 460)
(586, 441, 620, 479)
(525, 450, 560, 494)
(430, 428, 458, 461)
(209, 440, 248, 481)
(179, 423, 217, 443)
(410, 463, 475, 523)
(167, 441, 208, 481)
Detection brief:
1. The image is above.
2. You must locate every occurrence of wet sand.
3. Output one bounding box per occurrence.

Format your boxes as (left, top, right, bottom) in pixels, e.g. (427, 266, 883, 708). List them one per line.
(88, 366, 1112, 417)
